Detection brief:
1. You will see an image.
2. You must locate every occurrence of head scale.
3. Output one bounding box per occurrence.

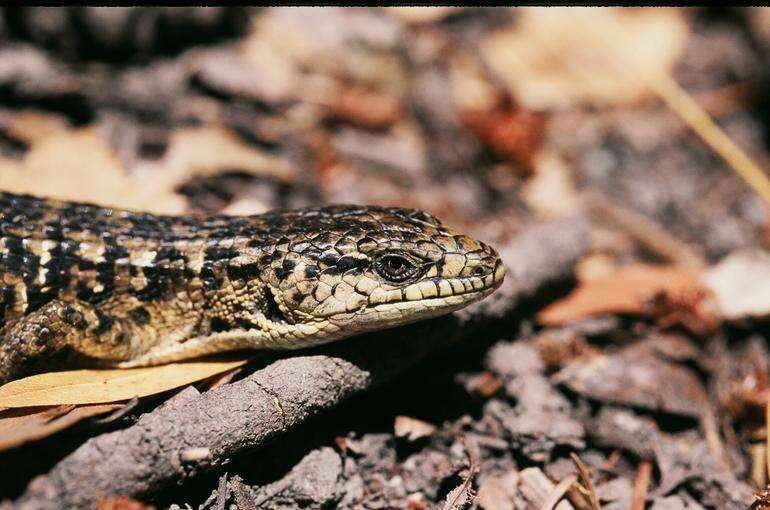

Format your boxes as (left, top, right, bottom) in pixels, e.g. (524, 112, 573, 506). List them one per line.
(236, 205, 505, 347)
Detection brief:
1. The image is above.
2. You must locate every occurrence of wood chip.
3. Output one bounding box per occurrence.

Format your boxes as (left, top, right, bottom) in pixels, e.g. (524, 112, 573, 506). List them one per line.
(394, 415, 437, 442)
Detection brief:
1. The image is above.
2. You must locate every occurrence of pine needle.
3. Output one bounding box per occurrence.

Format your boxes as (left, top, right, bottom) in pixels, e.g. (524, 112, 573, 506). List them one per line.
(644, 68, 770, 205)
(577, 9, 770, 205)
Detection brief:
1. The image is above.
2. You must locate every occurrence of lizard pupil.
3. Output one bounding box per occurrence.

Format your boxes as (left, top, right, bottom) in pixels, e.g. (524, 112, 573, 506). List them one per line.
(386, 257, 404, 272)
(376, 254, 417, 282)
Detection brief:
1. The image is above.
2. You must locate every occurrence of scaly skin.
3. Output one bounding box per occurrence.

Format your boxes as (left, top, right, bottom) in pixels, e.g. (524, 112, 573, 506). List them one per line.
(0, 191, 505, 383)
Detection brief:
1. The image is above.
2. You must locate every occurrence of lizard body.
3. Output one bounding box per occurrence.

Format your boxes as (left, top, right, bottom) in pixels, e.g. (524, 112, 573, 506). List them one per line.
(0, 191, 505, 383)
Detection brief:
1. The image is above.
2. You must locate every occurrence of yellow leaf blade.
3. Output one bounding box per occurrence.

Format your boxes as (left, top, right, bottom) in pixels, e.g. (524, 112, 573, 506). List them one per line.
(0, 358, 250, 408)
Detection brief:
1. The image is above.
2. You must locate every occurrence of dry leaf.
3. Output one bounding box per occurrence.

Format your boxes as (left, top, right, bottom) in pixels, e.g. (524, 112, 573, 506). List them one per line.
(0, 403, 120, 452)
(518, 467, 565, 508)
(0, 109, 70, 144)
(95, 497, 156, 510)
(0, 127, 139, 207)
(463, 372, 504, 398)
(443, 469, 476, 510)
(394, 415, 437, 442)
(384, 7, 463, 24)
(703, 249, 770, 320)
(449, 53, 499, 113)
(521, 150, 580, 218)
(482, 8, 690, 109)
(0, 126, 189, 214)
(461, 103, 545, 172)
(132, 125, 297, 193)
(0, 123, 297, 215)
(537, 264, 704, 325)
(0, 357, 250, 407)
(323, 83, 402, 129)
(476, 470, 519, 510)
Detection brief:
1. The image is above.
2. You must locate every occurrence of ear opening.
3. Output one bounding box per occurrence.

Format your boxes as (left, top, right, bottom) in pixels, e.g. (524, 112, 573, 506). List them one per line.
(264, 286, 291, 325)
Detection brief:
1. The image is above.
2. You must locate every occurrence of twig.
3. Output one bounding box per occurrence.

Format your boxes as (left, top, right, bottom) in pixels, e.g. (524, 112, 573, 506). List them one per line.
(766, 391, 770, 486)
(442, 450, 478, 510)
(602, 451, 621, 472)
(645, 69, 770, 205)
(583, 189, 706, 268)
(752, 442, 767, 489)
(631, 461, 653, 510)
(539, 475, 577, 510)
(571, 10, 770, 206)
(229, 476, 257, 510)
(701, 407, 730, 473)
(570, 452, 601, 510)
(213, 473, 228, 510)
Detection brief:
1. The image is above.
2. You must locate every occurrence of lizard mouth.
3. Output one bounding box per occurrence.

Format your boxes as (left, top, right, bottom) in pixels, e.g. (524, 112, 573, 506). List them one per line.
(220, 262, 506, 351)
(316, 263, 506, 335)
(333, 260, 506, 318)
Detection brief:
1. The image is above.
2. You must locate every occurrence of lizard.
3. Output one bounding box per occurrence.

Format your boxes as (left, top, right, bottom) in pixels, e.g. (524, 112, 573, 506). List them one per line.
(0, 191, 506, 384)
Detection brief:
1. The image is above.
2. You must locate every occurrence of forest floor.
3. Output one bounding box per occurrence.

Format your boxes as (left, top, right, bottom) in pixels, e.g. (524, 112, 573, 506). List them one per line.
(1, 7, 770, 510)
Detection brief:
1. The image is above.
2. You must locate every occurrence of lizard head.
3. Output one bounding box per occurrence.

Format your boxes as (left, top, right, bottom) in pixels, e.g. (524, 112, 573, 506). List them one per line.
(245, 205, 505, 347)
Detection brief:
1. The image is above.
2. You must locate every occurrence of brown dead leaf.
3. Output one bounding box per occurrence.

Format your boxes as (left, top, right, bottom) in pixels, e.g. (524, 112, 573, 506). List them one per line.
(95, 497, 156, 510)
(0, 109, 70, 144)
(323, 83, 402, 129)
(483, 8, 690, 109)
(442, 459, 477, 510)
(521, 150, 580, 218)
(463, 372, 504, 398)
(240, 8, 404, 104)
(0, 357, 250, 407)
(461, 102, 545, 173)
(384, 7, 463, 24)
(532, 331, 598, 370)
(537, 263, 705, 325)
(0, 403, 120, 452)
(449, 53, 499, 114)
(132, 125, 297, 192)
(476, 470, 518, 510)
(0, 127, 140, 208)
(0, 123, 297, 215)
(394, 415, 437, 442)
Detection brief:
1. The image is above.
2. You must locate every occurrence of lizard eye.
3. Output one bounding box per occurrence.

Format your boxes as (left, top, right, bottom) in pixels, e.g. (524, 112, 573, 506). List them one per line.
(374, 254, 420, 283)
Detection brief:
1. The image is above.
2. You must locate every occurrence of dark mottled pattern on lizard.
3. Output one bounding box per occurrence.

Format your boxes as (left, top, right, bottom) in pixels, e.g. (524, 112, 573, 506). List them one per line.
(0, 191, 505, 383)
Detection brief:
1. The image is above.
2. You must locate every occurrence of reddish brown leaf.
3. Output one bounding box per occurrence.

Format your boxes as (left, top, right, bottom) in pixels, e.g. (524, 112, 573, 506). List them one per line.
(462, 104, 546, 173)
(537, 264, 706, 325)
(95, 497, 156, 510)
(325, 83, 402, 129)
(0, 403, 120, 452)
(463, 372, 503, 397)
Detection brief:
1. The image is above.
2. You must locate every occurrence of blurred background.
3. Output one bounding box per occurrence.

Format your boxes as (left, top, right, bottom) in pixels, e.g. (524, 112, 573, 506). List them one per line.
(1, 6, 768, 260)
(3, 7, 770, 509)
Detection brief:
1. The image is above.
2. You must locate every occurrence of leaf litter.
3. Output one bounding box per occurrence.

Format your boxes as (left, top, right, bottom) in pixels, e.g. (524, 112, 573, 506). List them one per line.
(0, 6, 769, 509)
